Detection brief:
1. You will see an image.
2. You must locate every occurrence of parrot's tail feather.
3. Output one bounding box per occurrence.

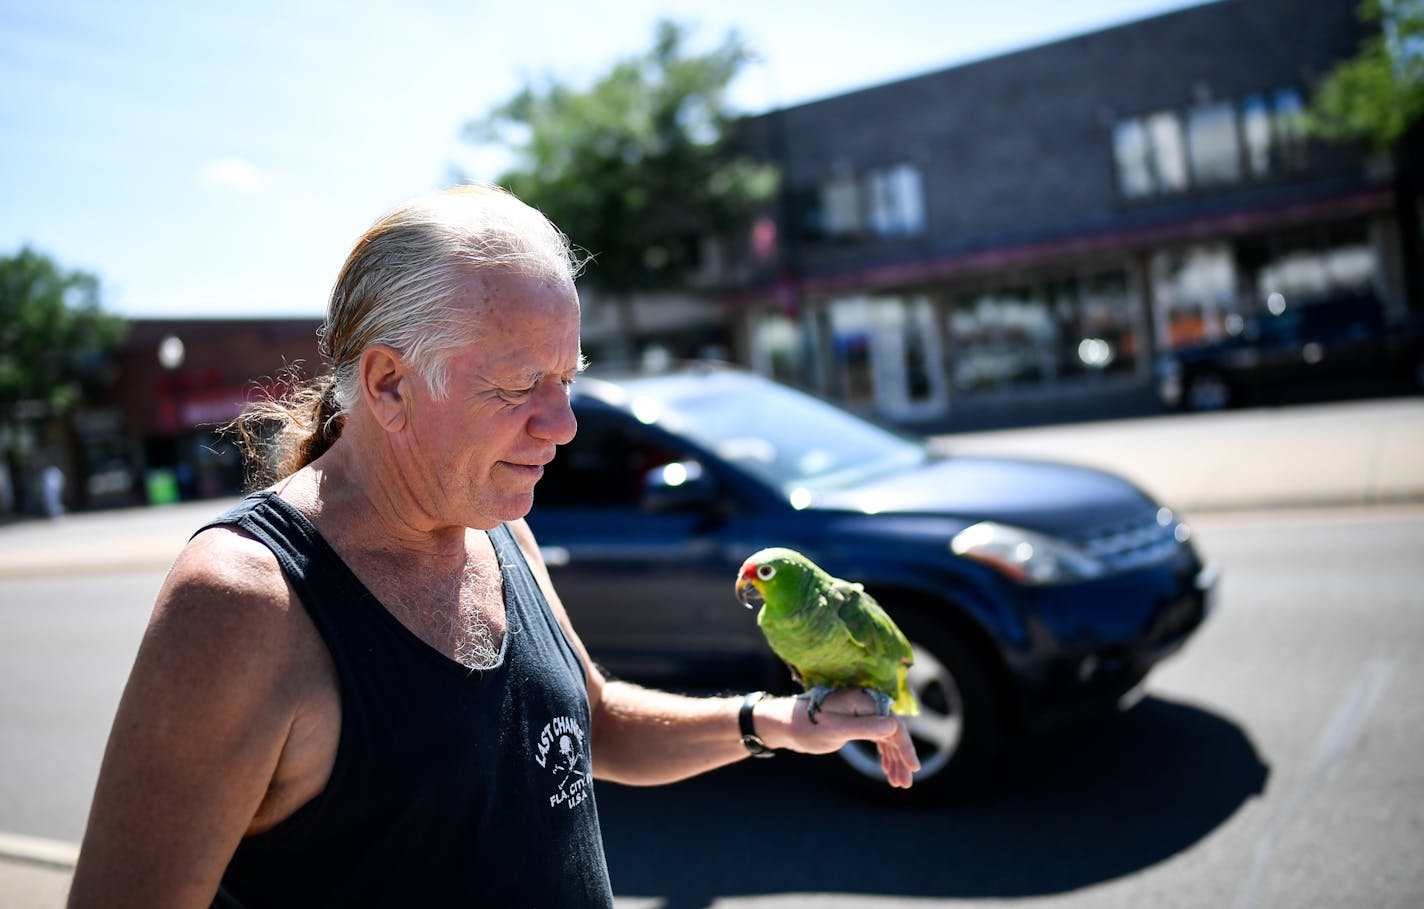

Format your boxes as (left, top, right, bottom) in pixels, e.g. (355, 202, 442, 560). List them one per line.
(893, 667, 920, 717)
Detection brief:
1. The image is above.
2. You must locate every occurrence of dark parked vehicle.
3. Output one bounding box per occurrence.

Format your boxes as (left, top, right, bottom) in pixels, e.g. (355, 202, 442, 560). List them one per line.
(528, 364, 1216, 800)
(1157, 290, 1424, 412)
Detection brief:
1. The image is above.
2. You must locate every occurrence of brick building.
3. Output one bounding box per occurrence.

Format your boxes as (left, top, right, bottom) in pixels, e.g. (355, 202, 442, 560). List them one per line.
(725, 0, 1413, 426)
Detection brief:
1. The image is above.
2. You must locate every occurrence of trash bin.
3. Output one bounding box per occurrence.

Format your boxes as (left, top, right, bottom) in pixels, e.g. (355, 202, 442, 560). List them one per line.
(145, 468, 181, 505)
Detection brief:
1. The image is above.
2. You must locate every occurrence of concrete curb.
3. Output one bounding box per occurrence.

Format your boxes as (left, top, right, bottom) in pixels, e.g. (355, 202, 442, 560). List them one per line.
(0, 833, 78, 871)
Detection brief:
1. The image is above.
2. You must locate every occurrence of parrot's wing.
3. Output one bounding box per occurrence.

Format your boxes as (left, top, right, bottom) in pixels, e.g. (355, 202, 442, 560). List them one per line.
(832, 578, 914, 665)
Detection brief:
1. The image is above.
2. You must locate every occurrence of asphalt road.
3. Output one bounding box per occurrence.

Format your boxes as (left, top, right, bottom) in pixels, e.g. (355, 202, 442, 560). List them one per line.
(2, 397, 1422, 907)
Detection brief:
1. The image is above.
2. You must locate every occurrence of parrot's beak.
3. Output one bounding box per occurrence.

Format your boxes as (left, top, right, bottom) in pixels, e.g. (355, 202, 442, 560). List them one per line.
(736, 577, 764, 610)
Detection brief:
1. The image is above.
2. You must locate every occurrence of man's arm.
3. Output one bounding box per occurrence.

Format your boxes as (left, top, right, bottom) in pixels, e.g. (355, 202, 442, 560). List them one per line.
(508, 521, 919, 788)
(67, 529, 320, 909)
(587, 679, 918, 788)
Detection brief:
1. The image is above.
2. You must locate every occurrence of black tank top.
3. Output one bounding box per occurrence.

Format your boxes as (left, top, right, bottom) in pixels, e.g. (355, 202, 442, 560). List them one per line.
(203, 491, 613, 908)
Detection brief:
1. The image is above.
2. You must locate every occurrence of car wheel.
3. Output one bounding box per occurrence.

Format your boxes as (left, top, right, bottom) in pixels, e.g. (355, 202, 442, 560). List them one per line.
(837, 608, 1006, 801)
(1184, 372, 1232, 411)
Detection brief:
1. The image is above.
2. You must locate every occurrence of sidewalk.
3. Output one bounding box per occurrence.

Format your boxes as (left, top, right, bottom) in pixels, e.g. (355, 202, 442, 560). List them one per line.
(2, 396, 1421, 902)
(932, 395, 1424, 515)
(0, 496, 239, 579)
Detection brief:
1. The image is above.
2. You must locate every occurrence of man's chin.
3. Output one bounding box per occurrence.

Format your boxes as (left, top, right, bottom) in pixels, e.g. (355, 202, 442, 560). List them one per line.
(482, 491, 537, 526)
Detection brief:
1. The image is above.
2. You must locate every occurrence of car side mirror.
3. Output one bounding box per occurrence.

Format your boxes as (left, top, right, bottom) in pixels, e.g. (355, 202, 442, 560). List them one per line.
(641, 460, 716, 514)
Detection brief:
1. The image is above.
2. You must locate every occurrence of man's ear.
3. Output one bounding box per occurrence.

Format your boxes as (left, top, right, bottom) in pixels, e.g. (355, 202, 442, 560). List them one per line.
(359, 345, 411, 432)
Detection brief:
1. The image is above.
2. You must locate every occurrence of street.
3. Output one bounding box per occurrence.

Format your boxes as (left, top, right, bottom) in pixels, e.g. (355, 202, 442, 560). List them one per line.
(1, 398, 1422, 907)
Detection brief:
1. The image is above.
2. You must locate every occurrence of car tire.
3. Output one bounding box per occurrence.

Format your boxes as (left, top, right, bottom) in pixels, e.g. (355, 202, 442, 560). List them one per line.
(1183, 372, 1232, 411)
(836, 607, 1006, 801)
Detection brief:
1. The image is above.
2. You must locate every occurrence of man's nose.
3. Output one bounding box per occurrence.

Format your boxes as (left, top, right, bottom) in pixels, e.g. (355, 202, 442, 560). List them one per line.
(529, 381, 577, 445)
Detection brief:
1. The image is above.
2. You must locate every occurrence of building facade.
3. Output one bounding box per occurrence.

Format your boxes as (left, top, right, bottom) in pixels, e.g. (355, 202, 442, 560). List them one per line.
(65, 318, 324, 510)
(725, 0, 1412, 427)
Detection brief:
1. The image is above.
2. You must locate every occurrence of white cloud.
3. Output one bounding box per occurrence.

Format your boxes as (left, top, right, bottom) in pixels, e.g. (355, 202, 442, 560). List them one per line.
(197, 156, 267, 191)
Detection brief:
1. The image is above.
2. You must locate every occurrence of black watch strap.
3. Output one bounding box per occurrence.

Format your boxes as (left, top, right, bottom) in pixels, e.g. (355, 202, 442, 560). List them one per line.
(739, 690, 775, 758)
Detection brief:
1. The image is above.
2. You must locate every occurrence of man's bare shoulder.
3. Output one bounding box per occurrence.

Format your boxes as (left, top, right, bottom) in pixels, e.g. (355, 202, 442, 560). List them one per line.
(150, 523, 311, 662)
(66, 518, 335, 908)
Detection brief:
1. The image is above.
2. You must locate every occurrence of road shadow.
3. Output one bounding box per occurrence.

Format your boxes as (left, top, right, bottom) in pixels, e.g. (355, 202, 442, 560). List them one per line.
(598, 694, 1268, 907)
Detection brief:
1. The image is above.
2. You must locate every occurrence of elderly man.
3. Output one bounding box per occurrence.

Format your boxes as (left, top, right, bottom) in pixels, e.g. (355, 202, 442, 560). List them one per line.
(67, 185, 917, 909)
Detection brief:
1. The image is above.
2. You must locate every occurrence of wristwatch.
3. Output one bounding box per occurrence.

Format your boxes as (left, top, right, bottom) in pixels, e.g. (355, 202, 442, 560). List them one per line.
(739, 690, 775, 758)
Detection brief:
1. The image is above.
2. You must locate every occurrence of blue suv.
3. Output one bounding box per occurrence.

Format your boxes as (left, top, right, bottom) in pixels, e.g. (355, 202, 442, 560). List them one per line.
(528, 364, 1216, 800)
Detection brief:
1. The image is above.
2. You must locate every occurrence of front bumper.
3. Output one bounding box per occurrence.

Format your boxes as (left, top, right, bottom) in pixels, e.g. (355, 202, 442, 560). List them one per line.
(1011, 558, 1219, 729)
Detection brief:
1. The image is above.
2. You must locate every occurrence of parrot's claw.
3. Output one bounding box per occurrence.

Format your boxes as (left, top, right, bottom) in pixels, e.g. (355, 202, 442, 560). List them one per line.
(802, 686, 894, 723)
(804, 685, 836, 725)
(867, 688, 894, 717)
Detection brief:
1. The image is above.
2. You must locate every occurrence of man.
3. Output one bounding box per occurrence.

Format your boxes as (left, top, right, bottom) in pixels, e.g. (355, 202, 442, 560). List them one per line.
(67, 185, 918, 908)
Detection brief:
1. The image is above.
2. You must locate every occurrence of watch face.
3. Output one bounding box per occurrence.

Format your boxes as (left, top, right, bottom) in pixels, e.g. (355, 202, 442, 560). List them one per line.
(742, 734, 775, 757)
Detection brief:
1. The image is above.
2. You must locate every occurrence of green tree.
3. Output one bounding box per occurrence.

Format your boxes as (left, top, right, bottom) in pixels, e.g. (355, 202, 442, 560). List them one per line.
(462, 19, 777, 356)
(1307, 0, 1424, 152)
(0, 246, 126, 419)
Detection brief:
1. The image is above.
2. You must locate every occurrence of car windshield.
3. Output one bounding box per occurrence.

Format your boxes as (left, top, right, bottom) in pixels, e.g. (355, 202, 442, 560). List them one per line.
(618, 373, 929, 493)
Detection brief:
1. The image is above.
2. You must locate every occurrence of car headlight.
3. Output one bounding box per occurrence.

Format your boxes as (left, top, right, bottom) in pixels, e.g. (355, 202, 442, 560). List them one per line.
(950, 521, 1106, 585)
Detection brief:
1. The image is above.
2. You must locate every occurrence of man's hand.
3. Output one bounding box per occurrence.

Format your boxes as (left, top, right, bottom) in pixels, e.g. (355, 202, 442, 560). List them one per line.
(762, 688, 920, 788)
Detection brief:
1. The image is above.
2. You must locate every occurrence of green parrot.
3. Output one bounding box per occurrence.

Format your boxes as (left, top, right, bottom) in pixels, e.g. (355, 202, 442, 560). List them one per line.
(735, 547, 918, 723)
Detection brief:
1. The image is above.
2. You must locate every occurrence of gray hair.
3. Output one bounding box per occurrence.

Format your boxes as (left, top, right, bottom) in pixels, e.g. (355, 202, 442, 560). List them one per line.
(323, 183, 583, 410)
(232, 184, 583, 485)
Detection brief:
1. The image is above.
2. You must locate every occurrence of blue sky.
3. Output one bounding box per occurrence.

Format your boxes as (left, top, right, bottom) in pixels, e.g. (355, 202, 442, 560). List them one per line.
(1, 0, 1203, 318)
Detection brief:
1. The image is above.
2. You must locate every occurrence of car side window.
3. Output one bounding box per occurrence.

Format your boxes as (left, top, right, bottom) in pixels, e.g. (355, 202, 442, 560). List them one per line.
(536, 406, 686, 509)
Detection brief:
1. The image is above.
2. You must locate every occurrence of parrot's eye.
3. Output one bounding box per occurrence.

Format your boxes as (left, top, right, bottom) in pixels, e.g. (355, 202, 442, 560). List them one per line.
(756, 564, 776, 581)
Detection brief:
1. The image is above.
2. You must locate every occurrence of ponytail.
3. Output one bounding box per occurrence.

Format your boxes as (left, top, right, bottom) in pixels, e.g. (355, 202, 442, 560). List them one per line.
(228, 368, 346, 490)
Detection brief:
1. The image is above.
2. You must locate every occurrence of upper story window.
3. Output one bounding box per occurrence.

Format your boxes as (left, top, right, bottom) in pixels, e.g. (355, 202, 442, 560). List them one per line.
(865, 163, 926, 236)
(1187, 101, 1243, 185)
(1241, 88, 1308, 178)
(804, 162, 927, 242)
(1113, 85, 1307, 200)
(1114, 112, 1188, 197)
(819, 173, 862, 238)
(1270, 88, 1308, 171)
(1241, 95, 1273, 177)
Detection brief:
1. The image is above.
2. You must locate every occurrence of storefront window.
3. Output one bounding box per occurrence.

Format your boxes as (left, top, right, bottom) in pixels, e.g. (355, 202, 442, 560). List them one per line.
(753, 308, 823, 391)
(948, 271, 1141, 394)
(828, 297, 876, 407)
(949, 287, 1058, 392)
(1253, 226, 1377, 305)
(1152, 225, 1379, 353)
(873, 295, 945, 418)
(1075, 272, 1139, 376)
(823, 295, 947, 418)
(1151, 244, 1239, 349)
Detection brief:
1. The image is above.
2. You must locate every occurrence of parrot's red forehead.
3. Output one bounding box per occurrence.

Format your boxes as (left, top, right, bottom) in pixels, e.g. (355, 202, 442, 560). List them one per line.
(739, 561, 758, 579)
